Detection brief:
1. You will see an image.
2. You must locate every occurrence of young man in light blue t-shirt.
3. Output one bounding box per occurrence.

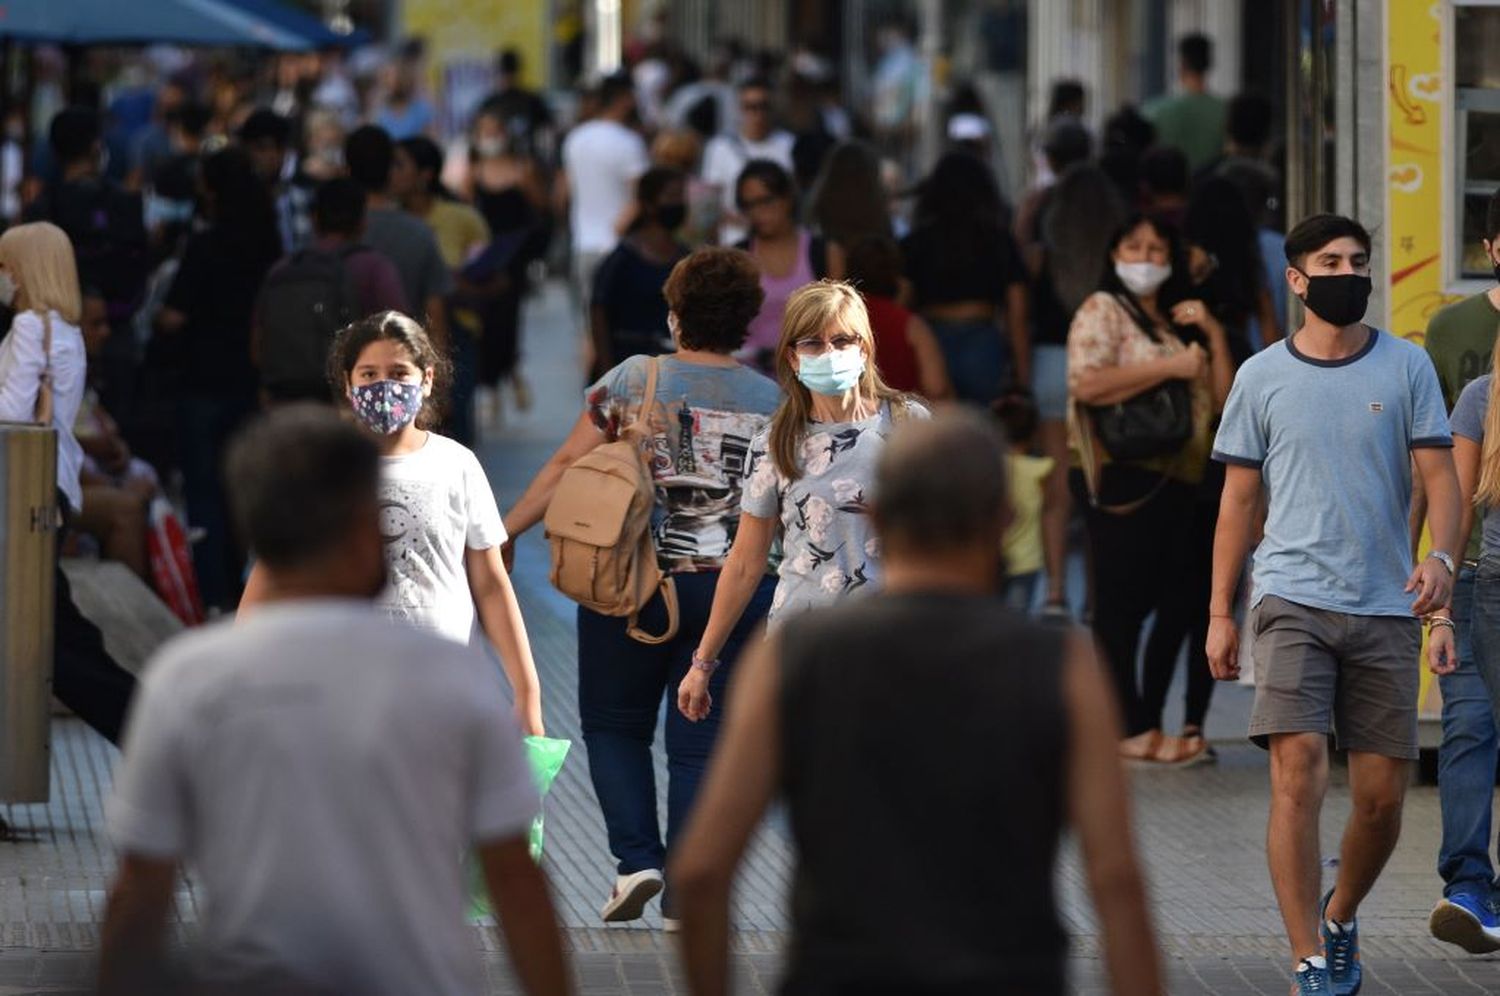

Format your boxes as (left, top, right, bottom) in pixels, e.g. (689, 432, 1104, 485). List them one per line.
(1206, 214, 1462, 996)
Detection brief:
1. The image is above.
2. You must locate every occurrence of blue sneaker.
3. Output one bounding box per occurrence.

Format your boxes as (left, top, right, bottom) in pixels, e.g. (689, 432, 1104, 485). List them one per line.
(1320, 890, 1361, 995)
(1430, 891, 1500, 954)
(1293, 956, 1332, 994)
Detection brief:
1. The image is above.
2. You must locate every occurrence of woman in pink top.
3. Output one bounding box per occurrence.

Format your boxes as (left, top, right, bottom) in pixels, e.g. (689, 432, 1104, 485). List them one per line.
(734, 159, 843, 373)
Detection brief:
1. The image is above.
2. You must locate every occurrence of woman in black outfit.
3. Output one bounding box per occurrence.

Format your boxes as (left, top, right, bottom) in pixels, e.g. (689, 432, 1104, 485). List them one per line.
(901, 151, 1029, 406)
(154, 147, 281, 610)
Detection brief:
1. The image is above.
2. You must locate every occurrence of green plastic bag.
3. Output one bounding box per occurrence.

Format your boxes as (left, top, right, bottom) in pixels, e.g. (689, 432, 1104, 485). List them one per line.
(468, 735, 571, 922)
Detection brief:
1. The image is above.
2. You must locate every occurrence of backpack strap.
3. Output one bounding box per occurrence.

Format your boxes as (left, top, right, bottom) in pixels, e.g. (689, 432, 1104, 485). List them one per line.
(624, 354, 681, 646)
(33, 311, 54, 426)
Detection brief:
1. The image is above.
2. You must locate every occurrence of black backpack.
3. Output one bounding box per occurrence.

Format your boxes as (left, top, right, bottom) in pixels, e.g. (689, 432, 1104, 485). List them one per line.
(255, 244, 368, 395)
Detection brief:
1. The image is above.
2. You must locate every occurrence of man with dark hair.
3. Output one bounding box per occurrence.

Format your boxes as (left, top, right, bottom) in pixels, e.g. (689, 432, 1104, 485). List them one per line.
(343, 124, 450, 348)
(479, 48, 556, 159)
(144, 101, 211, 245)
(98, 406, 569, 996)
(1143, 32, 1227, 171)
(239, 107, 313, 253)
(560, 73, 649, 358)
(251, 178, 407, 402)
(1208, 213, 1462, 995)
(672, 411, 1161, 996)
(701, 77, 794, 244)
(1139, 144, 1190, 224)
(1421, 187, 1500, 953)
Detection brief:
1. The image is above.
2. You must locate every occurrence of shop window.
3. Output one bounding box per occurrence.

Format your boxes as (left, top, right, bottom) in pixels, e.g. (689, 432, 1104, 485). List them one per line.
(1455, 4, 1500, 279)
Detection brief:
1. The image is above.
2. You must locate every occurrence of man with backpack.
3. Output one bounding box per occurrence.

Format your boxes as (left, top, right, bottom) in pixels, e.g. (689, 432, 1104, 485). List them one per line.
(252, 178, 406, 404)
(27, 107, 149, 420)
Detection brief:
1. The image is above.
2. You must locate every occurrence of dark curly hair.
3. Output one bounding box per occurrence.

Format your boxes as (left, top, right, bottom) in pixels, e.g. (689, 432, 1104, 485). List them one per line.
(327, 310, 452, 430)
(662, 248, 765, 353)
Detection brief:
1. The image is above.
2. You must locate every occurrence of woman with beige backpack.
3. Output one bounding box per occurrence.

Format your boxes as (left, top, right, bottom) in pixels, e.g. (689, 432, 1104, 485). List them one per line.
(504, 247, 782, 930)
(0, 221, 137, 744)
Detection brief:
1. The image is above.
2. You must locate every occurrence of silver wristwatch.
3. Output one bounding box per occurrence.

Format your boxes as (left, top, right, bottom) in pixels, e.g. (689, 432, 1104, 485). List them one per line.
(1429, 550, 1456, 576)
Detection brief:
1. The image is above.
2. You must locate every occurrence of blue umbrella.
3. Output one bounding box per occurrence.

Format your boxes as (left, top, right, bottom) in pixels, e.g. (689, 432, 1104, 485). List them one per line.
(0, 0, 314, 49)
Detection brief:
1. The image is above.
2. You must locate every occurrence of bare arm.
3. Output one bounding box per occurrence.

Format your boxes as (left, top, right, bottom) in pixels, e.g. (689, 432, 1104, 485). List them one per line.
(1206, 464, 1263, 681)
(503, 411, 607, 541)
(693, 512, 777, 663)
(1454, 436, 1480, 570)
(824, 240, 846, 281)
(154, 306, 186, 336)
(479, 836, 572, 996)
(467, 546, 544, 736)
(672, 634, 782, 996)
(98, 855, 177, 996)
(1063, 633, 1163, 996)
(1072, 351, 1194, 407)
(1410, 445, 1461, 614)
(1005, 282, 1030, 389)
(905, 315, 953, 401)
(1410, 462, 1429, 559)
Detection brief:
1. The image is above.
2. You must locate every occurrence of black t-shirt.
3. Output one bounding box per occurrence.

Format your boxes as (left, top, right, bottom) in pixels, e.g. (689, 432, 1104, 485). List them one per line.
(164, 228, 278, 395)
(900, 222, 1026, 311)
(592, 238, 688, 356)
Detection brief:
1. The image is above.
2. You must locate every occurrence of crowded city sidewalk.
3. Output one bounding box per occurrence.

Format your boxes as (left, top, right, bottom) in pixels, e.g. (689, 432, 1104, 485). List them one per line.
(0, 283, 1493, 995)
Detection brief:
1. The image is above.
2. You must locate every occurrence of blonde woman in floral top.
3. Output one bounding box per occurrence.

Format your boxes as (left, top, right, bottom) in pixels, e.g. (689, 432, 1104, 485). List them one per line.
(687, 281, 927, 721)
(1067, 213, 1232, 764)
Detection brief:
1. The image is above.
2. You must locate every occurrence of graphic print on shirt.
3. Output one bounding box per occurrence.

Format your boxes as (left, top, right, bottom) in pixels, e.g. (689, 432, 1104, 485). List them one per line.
(376, 476, 468, 633)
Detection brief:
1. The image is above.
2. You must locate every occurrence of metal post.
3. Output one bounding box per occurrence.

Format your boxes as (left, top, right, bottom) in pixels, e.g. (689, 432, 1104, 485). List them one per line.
(917, 0, 943, 177)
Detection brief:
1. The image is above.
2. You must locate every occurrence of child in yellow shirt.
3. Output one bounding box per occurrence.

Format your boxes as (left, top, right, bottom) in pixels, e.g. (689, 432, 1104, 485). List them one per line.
(994, 391, 1054, 615)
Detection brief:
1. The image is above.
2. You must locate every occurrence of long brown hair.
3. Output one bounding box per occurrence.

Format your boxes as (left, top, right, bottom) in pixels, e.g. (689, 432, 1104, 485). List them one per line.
(327, 310, 451, 429)
(1475, 346, 1500, 507)
(768, 280, 903, 480)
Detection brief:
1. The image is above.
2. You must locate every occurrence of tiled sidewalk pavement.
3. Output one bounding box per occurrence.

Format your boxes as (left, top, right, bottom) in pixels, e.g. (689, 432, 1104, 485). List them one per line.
(4, 283, 1500, 994)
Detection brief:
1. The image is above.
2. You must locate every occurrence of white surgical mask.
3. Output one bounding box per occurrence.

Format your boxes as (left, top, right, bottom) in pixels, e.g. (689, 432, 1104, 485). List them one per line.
(1114, 260, 1172, 297)
(0, 271, 17, 308)
(475, 136, 506, 158)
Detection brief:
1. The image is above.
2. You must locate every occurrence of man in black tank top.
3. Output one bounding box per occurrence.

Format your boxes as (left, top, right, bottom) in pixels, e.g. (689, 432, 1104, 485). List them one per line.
(670, 411, 1163, 995)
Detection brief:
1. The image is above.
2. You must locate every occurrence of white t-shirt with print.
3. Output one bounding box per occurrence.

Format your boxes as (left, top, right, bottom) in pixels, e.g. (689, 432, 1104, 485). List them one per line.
(107, 600, 539, 996)
(375, 432, 505, 645)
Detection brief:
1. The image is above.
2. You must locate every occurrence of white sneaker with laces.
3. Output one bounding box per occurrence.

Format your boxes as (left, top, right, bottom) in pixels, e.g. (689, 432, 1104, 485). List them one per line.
(600, 868, 664, 923)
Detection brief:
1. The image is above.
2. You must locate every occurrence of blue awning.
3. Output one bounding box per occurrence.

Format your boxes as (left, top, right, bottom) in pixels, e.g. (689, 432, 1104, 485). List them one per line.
(222, 0, 370, 49)
(0, 0, 318, 50)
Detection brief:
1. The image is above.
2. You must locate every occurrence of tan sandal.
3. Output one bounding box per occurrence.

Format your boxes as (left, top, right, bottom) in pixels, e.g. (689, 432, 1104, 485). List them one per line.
(1152, 733, 1213, 767)
(1119, 729, 1163, 762)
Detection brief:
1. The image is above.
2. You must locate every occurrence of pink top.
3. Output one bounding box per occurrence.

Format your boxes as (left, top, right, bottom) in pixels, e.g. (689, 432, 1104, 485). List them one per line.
(741, 229, 816, 370)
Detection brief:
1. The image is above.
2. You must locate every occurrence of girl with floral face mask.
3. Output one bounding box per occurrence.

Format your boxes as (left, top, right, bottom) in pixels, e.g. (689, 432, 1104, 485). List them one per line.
(241, 311, 545, 736)
(689, 281, 929, 722)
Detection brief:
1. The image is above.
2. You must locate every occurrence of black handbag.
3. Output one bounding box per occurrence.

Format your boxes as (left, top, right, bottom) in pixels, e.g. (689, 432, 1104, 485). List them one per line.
(1089, 379, 1193, 461)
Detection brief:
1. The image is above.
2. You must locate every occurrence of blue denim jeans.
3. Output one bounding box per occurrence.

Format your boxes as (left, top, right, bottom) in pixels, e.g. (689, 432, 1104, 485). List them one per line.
(577, 571, 776, 879)
(1449, 566, 1500, 898)
(925, 317, 1010, 407)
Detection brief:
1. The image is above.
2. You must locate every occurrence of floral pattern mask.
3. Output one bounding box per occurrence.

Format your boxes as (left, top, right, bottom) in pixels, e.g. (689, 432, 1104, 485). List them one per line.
(351, 380, 424, 435)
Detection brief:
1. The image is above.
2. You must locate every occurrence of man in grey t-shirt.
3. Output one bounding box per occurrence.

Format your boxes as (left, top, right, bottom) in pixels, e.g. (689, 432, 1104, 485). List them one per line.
(1207, 215, 1461, 996)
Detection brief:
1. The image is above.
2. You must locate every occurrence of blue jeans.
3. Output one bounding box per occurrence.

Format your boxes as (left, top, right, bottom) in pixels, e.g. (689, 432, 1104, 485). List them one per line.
(178, 392, 255, 610)
(1449, 566, 1500, 899)
(577, 571, 776, 880)
(925, 317, 1010, 406)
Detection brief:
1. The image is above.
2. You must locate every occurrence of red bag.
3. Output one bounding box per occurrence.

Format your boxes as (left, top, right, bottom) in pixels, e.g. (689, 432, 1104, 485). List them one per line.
(147, 498, 205, 626)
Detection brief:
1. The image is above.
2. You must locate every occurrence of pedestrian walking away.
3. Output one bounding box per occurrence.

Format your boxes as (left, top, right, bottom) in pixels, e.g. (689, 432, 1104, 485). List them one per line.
(695, 280, 928, 670)
(1430, 192, 1500, 952)
(99, 406, 568, 996)
(1067, 212, 1232, 763)
(504, 248, 781, 929)
(671, 411, 1162, 996)
(1206, 213, 1461, 996)
(0, 222, 137, 744)
(241, 311, 545, 736)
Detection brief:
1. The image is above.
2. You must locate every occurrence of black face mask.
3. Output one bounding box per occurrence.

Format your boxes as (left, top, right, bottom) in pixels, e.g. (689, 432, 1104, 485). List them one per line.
(656, 203, 687, 231)
(1297, 271, 1372, 327)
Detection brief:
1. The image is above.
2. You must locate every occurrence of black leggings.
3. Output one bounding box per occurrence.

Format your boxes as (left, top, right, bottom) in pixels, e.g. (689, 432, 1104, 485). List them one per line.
(1070, 467, 1193, 736)
(1138, 496, 1221, 732)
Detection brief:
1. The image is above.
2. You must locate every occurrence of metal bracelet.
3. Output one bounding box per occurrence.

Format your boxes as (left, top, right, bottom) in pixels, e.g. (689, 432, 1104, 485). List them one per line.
(692, 650, 721, 674)
(1426, 617, 1456, 631)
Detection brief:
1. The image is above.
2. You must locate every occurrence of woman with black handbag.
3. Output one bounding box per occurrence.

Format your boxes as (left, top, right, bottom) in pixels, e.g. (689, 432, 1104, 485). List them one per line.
(1066, 213, 1232, 762)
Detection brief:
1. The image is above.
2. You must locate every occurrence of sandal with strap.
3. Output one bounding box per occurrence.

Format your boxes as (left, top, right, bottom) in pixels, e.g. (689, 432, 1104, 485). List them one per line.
(1119, 729, 1163, 763)
(1151, 733, 1213, 768)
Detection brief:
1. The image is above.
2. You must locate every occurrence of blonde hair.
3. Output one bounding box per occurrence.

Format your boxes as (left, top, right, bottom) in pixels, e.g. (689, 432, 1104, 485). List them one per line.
(0, 222, 81, 324)
(768, 280, 902, 480)
(1476, 348, 1500, 507)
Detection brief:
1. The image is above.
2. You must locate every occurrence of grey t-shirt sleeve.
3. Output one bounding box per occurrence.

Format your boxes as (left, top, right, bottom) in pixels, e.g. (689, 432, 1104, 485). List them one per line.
(106, 663, 190, 859)
(1451, 375, 1490, 443)
(1410, 353, 1454, 448)
(1211, 370, 1267, 467)
(741, 428, 780, 519)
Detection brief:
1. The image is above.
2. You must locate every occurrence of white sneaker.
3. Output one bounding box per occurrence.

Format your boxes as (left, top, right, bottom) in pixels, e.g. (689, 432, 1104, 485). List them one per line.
(600, 868, 664, 923)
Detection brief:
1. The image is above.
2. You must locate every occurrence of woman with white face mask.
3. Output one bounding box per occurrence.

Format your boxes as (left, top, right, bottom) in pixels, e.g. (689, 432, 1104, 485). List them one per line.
(1067, 213, 1233, 765)
(689, 280, 928, 720)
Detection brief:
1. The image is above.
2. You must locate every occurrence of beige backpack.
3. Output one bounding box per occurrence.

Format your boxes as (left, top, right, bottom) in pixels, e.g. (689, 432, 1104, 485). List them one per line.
(544, 357, 679, 644)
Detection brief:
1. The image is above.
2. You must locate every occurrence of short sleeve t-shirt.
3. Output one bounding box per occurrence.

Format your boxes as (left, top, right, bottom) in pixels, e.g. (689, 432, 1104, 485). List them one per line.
(899, 223, 1026, 310)
(375, 433, 506, 644)
(591, 239, 689, 357)
(1004, 453, 1055, 577)
(1451, 374, 1500, 557)
(1212, 329, 1452, 616)
(107, 601, 538, 996)
(1424, 291, 1499, 559)
(742, 399, 930, 622)
(364, 207, 454, 314)
(586, 355, 782, 573)
(562, 120, 650, 253)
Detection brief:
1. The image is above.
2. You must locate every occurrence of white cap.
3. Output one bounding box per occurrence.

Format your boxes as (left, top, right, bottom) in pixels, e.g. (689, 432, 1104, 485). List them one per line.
(947, 113, 991, 142)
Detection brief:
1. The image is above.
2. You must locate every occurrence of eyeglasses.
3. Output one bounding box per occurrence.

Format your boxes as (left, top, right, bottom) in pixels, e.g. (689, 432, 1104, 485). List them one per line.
(737, 194, 783, 212)
(741, 101, 772, 113)
(792, 335, 862, 356)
